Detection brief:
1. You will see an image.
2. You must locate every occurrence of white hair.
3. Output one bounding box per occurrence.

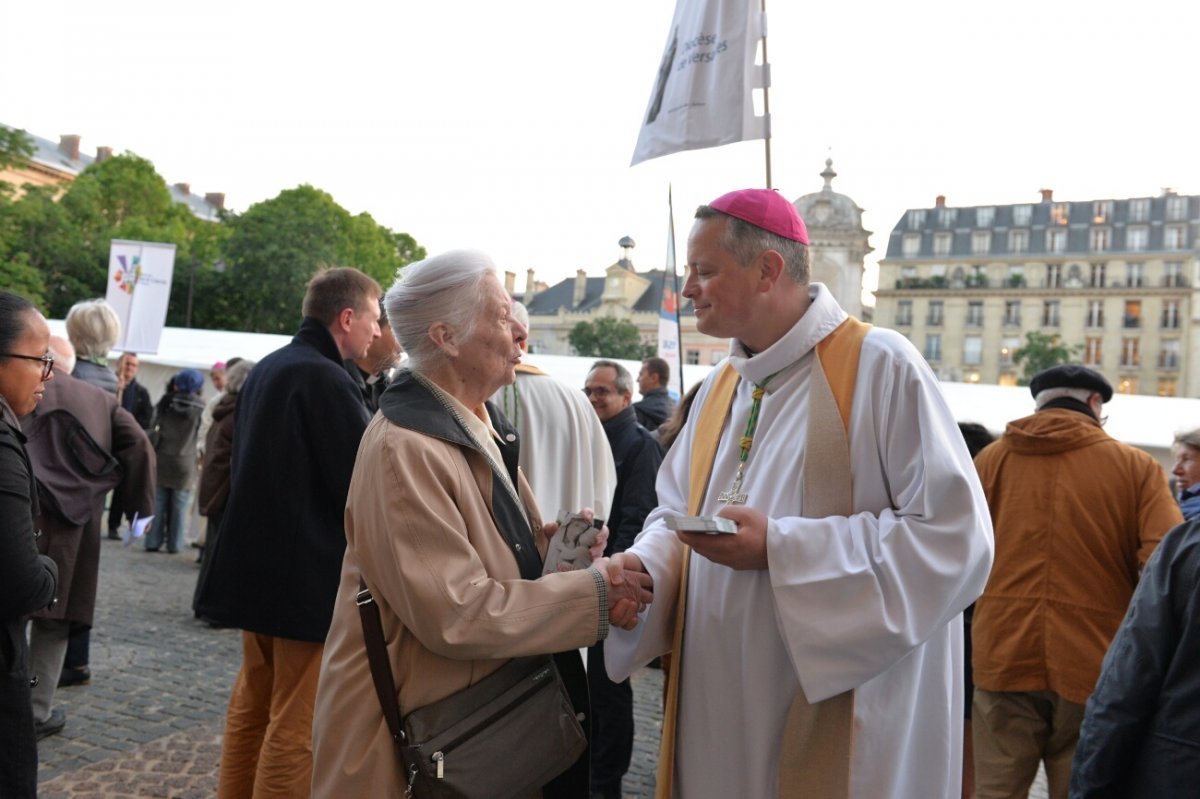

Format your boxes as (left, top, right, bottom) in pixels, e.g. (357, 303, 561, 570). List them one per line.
(1034, 386, 1096, 409)
(385, 249, 496, 373)
(66, 298, 120, 360)
(48, 335, 76, 374)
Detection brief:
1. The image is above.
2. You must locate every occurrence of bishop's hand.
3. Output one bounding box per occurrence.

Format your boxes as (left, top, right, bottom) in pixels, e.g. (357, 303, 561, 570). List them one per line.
(677, 505, 769, 571)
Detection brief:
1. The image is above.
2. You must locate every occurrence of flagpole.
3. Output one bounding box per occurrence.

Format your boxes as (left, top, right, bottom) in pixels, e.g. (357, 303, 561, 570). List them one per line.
(761, 0, 772, 188)
(669, 186, 684, 397)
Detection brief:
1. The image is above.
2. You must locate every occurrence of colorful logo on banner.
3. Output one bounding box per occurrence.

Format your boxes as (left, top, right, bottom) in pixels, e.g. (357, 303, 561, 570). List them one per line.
(112, 254, 142, 295)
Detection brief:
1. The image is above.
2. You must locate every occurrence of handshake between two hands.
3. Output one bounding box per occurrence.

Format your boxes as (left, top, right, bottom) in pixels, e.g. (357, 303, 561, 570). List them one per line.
(594, 553, 653, 631)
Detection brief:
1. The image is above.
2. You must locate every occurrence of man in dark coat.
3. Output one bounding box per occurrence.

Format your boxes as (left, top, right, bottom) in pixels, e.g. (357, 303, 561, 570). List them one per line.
(196, 267, 381, 797)
(1071, 518, 1200, 797)
(22, 337, 155, 739)
(583, 359, 664, 799)
(108, 352, 153, 539)
(632, 356, 676, 432)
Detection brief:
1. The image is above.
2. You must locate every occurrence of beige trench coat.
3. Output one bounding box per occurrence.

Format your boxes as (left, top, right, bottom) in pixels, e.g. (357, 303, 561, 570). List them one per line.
(311, 412, 604, 797)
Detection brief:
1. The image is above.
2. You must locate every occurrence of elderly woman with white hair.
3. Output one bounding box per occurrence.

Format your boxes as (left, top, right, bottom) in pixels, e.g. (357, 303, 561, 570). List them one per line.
(311, 251, 649, 798)
(65, 298, 121, 396)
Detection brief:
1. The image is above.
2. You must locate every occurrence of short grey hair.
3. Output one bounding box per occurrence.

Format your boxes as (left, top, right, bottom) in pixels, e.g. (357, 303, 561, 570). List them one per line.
(384, 249, 496, 373)
(66, 298, 120, 360)
(223, 359, 256, 394)
(1175, 428, 1200, 451)
(48, 335, 76, 374)
(1034, 387, 1096, 409)
(694, 205, 812, 284)
(589, 359, 633, 395)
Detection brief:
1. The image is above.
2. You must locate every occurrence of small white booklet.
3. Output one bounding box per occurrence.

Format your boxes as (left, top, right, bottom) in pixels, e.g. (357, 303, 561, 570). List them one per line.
(542, 510, 601, 575)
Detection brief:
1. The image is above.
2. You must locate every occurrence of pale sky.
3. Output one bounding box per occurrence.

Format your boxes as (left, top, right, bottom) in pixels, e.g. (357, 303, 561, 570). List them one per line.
(3, 0, 1197, 305)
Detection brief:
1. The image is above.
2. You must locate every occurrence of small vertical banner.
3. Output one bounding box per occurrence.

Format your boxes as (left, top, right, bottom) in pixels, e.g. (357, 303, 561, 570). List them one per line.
(105, 239, 176, 354)
(657, 189, 684, 399)
(631, 0, 767, 166)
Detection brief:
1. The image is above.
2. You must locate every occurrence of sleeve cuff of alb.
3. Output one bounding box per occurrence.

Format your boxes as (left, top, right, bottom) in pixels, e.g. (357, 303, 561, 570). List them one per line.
(590, 567, 610, 643)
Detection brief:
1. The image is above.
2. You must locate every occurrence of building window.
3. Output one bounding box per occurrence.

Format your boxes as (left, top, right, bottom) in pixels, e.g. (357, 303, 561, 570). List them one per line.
(1090, 227, 1111, 252)
(971, 231, 992, 255)
(902, 234, 921, 257)
(1045, 263, 1062, 288)
(1160, 339, 1180, 369)
(685, 349, 700, 365)
(930, 263, 947, 281)
(1166, 195, 1188, 221)
(1159, 377, 1178, 397)
(1047, 229, 1067, 253)
(933, 232, 953, 256)
(908, 209, 927, 230)
(901, 265, 917, 284)
(1004, 300, 1021, 326)
(927, 300, 944, 326)
(976, 207, 995, 227)
(1000, 336, 1021, 365)
(1006, 265, 1025, 287)
(1051, 203, 1070, 225)
(1163, 299, 1181, 329)
(1118, 376, 1138, 395)
(1089, 262, 1106, 288)
(925, 334, 942, 362)
(963, 335, 982, 365)
(1042, 300, 1060, 327)
(966, 301, 984, 327)
(1124, 300, 1142, 328)
(939, 208, 957, 227)
(1126, 263, 1144, 288)
(1086, 300, 1104, 327)
(968, 265, 989, 288)
(1120, 338, 1140, 368)
(1012, 204, 1032, 226)
(1085, 337, 1103, 366)
(1093, 200, 1113, 223)
(1129, 198, 1150, 222)
(998, 372, 1019, 387)
(896, 300, 913, 326)
(1008, 229, 1029, 254)
(1163, 261, 1184, 287)
(1127, 225, 1148, 251)
(1166, 225, 1188, 250)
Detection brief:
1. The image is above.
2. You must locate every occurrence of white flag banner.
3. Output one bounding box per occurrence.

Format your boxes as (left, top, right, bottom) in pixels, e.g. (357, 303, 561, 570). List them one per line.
(105, 239, 176, 354)
(631, 0, 767, 166)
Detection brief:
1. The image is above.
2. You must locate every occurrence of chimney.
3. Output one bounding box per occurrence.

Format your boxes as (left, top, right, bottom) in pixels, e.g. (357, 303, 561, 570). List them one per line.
(573, 269, 588, 307)
(174, 183, 191, 196)
(524, 268, 538, 304)
(504, 270, 516, 295)
(95, 146, 113, 162)
(59, 134, 81, 161)
(1040, 188, 1053, 202)
(935, 195, 946, 208)
(204, 192, 225, 210)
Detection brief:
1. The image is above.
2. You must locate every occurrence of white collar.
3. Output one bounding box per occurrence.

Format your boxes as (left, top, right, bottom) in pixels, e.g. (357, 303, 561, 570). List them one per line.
(725, 283, 848, 388)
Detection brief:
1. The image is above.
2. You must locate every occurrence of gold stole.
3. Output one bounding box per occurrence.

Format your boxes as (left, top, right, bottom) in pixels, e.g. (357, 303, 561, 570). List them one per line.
(655, 316, 870, 798)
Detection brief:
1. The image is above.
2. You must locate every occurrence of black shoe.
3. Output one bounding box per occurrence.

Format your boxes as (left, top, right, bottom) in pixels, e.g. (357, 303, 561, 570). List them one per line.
(107, 529, 121, 541)
(35, 708, 66, 740)
(58, 665, 91, 687)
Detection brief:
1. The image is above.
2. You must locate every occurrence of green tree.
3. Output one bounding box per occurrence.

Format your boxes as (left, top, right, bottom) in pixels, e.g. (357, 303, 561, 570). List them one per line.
(219, 185, 425, 334)
(567, 317, 655, 359)
(0, 127, 36, 195)
(1012, 331, 1082, 385)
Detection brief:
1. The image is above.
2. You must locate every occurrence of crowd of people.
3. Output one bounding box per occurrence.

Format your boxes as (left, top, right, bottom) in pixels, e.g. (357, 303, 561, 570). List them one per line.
(3, 186, 1199, 799)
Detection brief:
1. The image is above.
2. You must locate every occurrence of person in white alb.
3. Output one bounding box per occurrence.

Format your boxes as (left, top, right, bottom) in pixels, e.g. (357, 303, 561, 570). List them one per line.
(605, 188, 994, 798)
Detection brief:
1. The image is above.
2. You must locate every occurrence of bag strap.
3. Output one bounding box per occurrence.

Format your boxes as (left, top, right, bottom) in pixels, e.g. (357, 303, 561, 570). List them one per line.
(357, 578, 405, 744)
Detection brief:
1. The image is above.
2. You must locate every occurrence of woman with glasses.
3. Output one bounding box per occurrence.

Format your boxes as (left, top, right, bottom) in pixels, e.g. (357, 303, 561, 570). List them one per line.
(0, 290, 60, 798)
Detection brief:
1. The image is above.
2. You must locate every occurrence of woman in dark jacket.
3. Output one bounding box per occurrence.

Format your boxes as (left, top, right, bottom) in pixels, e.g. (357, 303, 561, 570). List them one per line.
(0, 290, 60, 797)
(145, 369, 205, 553)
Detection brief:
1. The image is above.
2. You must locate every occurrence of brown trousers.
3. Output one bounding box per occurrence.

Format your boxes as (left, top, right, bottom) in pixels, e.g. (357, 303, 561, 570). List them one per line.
(972, 688, 1085, 799)
(218, 632, 324, 799)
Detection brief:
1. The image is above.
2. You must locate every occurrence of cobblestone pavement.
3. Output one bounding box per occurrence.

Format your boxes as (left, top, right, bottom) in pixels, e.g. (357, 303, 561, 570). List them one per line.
(37, 537, 1046, 798)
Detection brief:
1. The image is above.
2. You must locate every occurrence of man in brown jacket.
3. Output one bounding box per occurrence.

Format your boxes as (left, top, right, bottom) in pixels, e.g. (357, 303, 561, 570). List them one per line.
(971, 364, 1182, 799)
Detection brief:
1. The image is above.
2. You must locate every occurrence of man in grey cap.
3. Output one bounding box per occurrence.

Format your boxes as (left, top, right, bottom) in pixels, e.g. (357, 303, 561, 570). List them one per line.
(971, 364, 1182, 799)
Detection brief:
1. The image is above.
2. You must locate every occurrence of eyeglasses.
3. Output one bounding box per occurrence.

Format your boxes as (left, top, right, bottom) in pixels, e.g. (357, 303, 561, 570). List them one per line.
(582, 386, 615, 398)
(2, 352, 55, 380)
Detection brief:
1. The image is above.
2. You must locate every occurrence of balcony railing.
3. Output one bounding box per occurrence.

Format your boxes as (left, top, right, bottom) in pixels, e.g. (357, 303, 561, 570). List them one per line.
(1123, 316, 1142, 329)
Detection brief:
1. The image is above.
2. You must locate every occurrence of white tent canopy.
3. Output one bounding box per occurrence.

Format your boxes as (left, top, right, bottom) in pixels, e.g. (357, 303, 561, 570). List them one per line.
(50, 322, 1195, 470)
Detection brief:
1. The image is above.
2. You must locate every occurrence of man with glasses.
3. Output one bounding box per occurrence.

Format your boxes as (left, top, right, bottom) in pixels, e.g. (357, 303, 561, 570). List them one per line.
(582, 359, 663, 799)
(971, 364, 1182, 798)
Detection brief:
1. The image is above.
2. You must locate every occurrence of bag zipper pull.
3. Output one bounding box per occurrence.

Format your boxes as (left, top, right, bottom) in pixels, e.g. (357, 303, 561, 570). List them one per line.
(434, 751, 444, 779)
(406, 763, 418, 797)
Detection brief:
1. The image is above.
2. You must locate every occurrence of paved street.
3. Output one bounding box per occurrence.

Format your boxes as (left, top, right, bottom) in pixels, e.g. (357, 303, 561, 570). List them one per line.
(37, 535, 1044, 798)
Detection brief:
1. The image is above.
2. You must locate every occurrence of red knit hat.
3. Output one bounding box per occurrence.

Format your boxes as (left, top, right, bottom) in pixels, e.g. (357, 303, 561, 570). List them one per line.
(708, 188, 809, 245)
